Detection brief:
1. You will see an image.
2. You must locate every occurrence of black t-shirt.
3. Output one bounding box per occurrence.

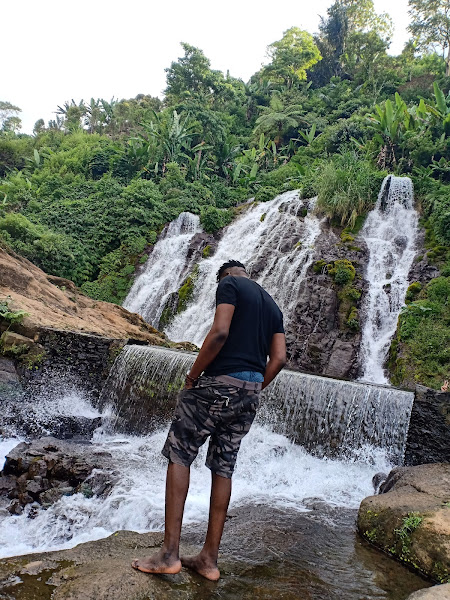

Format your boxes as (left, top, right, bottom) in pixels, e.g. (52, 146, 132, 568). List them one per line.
(203, 276, 284, 377)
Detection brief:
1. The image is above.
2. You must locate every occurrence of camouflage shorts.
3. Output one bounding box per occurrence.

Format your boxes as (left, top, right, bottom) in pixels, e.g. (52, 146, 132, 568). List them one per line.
(161, 376, 260, 478)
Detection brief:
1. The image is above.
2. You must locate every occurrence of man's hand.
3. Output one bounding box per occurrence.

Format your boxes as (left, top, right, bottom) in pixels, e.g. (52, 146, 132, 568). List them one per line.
(184, 374, 196, 390)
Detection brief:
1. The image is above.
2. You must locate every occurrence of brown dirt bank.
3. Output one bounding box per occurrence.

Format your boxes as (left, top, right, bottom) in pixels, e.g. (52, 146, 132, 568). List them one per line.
(0, 247, 165, 344)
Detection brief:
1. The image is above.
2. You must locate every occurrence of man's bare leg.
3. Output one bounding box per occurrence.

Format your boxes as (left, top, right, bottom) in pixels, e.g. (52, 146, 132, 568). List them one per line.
(181, 472, 231, 581)
(132, 462, 189, 574)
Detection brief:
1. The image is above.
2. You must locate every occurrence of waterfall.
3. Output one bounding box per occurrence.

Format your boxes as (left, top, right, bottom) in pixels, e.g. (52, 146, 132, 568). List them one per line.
(359, 175, 418, 384)
(165, 191, 322, 346)
(122, 212, 202, 327)
(100, 345, 414, 463)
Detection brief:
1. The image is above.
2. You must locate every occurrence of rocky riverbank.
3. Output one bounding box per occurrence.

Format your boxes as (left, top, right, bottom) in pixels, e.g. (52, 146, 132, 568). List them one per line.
(0, 504, 430, 600)
(0, 437, 116, 515)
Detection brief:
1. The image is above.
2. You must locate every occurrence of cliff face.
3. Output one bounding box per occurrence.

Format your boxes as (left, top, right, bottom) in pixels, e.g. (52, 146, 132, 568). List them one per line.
(0, 247, 166, 344)
(283, 225, 369, 380)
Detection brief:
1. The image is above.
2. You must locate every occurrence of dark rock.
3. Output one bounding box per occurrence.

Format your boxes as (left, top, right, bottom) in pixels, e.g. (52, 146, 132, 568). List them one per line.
(284, 222, 367, 379)
(0, 437, 117, 508)
(372, 472, 387, 493)
(324, 340, 358, 378)
(405, 386, 450, 465)
(7, 500, 23, 515)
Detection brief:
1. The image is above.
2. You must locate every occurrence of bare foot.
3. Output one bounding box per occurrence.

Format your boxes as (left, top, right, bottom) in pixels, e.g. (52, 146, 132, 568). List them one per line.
(131, 549, 181, 574)
(181, 553, 220, 581)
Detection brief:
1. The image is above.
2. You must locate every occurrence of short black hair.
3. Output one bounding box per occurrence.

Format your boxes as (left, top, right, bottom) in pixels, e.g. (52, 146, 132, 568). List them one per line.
(216, 260, 246, 282)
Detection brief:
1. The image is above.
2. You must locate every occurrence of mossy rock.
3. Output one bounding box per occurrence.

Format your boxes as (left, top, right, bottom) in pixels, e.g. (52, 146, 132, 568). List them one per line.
(177, 265, 199, 314)
(357, 464, 450, 583)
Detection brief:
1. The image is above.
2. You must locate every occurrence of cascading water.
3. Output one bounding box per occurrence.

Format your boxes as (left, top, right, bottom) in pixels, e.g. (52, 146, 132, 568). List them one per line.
(100, 345, 414, 463)
(359, 175, 418, 384)
(165, 190, 322, 345)
(123, 211, 202, 327)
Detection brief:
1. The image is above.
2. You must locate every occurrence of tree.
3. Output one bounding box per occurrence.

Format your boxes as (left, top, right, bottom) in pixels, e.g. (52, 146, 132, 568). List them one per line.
(165, 43, 232, 105)
(56, 99, 86, 132)
(0, 101, 21, 130)
(253, 93, 305, 145)
(33, 119, 46, 136)
(262, 28, 322, 88)
(314, 2, 349, 82)
(343, 0, 393, 39)
(312, 0, 392, 86)
(2, 116, 22, 133)
(408, 0, 450, 76)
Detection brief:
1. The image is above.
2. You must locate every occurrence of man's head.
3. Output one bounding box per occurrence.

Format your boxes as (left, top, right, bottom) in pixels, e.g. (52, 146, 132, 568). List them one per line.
(216, 260, 248, 282)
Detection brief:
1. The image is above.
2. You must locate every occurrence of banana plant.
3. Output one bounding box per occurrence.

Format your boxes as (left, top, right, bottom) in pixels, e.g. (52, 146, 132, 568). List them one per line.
(427, 82, 450, 136)
(295, 123, 319, 146)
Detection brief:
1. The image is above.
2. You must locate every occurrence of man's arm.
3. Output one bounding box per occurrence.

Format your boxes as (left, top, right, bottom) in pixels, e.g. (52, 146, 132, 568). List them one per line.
(262, 333, 286, 390)
(185, 303, 235, 388)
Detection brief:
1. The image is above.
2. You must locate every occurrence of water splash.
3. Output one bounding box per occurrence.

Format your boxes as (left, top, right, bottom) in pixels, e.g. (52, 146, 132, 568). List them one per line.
(123, 212, 202, 327)
(0, 424, 393, 559)
(165, 191, 322, 345)
(359, 176, 418, 384)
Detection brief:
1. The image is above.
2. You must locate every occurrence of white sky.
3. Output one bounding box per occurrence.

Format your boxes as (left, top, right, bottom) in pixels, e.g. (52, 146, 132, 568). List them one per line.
(3, 0, 412, 134)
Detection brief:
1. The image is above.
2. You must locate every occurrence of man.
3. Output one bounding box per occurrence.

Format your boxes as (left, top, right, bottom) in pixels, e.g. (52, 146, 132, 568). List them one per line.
(132, 260, 286, 580)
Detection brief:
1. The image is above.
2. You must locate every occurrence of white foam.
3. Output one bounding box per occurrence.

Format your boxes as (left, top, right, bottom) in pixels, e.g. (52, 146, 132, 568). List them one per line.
(0, 425, 392, 559)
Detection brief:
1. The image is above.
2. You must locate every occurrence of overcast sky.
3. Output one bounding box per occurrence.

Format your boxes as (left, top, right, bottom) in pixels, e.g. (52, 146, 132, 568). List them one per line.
(3, 0, 412, 134)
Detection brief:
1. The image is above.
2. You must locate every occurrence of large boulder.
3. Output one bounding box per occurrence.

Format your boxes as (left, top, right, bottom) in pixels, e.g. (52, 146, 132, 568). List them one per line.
(357, 463, 450, 583)
(406, 584, 450, 599)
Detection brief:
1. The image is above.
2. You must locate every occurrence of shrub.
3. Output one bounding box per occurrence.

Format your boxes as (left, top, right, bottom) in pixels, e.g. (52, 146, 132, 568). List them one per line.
(328, 259, 356, 285)
(315, 152, 385, 227)
(200, 206, 233, 233)
(405, 282, 422, 304)
(0, 297, 28, 325)
(347, 306, 360, 330)
(0, 213, 90, 283)
(426, 277, 450, 303)
(255, 186, 278, 203)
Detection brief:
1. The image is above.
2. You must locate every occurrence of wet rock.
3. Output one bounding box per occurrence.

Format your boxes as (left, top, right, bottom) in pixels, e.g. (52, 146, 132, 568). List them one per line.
(0, 437, 116, 510)
(0, 505, 430, 600)
(0, 357, 20, 386)
(324, 340, 358, 378)
(372, 472, 387, 493)
(7, 500, 23, 515)
(405, 386, 450, 466)
(406, 584, 450, 599)
(358, 463, 450, 583)
(285, 223, 367, 379)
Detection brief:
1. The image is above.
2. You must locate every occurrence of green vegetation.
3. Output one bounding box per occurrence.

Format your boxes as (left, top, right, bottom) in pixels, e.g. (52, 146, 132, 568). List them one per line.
(390, 276, 450, 389)
(1, 0, 450, 387)
(177, 265, 199, 313)
(0, 297, 28, 325)
(394, 513, 423, 558)
(316, 152, 386, 227)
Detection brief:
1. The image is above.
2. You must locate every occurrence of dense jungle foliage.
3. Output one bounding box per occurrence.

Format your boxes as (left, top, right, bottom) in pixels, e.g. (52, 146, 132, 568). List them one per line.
(1, 0, 450, 388)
